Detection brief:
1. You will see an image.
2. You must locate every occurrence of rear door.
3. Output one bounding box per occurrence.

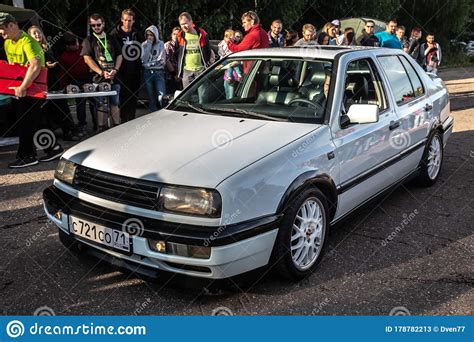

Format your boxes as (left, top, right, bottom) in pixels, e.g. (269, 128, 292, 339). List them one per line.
(376, 54, 432, 170)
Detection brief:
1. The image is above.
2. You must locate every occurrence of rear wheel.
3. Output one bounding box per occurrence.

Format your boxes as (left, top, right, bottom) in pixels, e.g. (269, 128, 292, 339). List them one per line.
(271, 188, 329, 280)
(415, 131, 443, 187)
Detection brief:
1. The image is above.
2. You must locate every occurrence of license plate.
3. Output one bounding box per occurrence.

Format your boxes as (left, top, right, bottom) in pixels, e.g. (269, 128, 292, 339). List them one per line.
(69, 216, 130, 253)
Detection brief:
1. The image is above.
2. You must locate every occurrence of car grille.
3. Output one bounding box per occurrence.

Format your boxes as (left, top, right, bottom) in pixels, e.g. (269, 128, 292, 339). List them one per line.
(73, 166, 161, 210)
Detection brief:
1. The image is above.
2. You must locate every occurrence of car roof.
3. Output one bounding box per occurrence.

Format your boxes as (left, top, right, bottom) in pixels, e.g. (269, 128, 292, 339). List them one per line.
(229, 45, 400, 60)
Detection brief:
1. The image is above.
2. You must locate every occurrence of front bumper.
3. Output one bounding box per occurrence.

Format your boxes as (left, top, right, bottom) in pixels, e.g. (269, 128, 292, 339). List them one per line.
(43, 185, 279, 279)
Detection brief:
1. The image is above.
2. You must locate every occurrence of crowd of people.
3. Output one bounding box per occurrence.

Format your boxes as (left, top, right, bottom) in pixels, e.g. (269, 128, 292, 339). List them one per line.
(0, 9, 442, 168)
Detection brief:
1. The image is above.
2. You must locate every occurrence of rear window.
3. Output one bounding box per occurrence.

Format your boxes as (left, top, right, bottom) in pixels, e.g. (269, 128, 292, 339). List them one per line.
(399, 56, 424, 97)
(378, 56, 416, 105)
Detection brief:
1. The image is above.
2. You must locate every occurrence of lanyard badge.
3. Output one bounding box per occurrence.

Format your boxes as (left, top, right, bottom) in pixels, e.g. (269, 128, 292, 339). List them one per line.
(93, 33, 113, 63)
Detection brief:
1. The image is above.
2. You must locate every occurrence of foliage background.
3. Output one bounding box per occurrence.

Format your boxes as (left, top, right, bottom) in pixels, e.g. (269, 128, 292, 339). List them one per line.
(4, 0, 474, 49)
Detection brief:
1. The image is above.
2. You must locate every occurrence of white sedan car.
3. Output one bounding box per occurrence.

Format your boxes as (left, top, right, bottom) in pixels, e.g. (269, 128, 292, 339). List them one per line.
(44, 46, 453, 281)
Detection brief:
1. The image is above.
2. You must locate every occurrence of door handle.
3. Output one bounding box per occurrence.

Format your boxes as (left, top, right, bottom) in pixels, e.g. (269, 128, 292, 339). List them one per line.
(424, 103, 433, 111)
(389, 121, 400, 130)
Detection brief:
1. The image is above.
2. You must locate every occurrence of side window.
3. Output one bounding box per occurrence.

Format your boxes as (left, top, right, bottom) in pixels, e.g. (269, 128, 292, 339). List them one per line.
(378, 56, 416, 105)
(343, 58, 388, 113)
(399, 56, 424, 97)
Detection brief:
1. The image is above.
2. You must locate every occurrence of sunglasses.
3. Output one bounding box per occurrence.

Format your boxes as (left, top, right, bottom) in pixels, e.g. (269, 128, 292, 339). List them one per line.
(90, 23, 102, 27)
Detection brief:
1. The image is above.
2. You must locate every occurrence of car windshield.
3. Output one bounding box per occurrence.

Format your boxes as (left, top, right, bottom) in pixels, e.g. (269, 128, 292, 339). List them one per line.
(168, 57, 333, 124)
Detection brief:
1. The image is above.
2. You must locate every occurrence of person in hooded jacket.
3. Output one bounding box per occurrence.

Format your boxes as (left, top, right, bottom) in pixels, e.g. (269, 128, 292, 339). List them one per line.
(227, 11, 269, 53)
(141, 25, 166, 112)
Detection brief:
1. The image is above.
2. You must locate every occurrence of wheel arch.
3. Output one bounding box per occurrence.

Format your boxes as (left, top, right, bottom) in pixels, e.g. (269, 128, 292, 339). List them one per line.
(276, 171, 338, 222)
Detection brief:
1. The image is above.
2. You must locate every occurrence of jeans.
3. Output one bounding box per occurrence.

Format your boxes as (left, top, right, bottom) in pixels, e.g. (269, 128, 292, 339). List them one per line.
(182, 69, 207, 104)
(182, 69, 203, 88)
(144, 69, 166, 112)
(224, 81, 235, 99)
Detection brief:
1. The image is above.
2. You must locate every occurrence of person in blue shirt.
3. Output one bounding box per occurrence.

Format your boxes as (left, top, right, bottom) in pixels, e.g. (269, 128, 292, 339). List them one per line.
(375, 19, 402, 49)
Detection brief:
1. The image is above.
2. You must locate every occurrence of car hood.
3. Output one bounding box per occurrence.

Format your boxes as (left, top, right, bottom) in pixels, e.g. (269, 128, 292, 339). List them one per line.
(63, 110, 321, 188)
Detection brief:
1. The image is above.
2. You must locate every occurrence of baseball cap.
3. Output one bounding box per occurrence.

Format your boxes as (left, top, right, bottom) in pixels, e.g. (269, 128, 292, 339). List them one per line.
(331, 19, 341, 27)
(0, 12, 16, 26)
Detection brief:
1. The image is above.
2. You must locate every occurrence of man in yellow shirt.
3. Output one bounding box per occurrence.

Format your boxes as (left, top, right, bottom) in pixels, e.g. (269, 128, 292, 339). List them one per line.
(175, 12, 212, 88)
(0, 12, 46, 168)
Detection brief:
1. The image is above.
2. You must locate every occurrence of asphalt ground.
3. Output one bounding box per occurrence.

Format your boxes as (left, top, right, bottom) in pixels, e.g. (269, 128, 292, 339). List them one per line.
(0, 67, 472, 315)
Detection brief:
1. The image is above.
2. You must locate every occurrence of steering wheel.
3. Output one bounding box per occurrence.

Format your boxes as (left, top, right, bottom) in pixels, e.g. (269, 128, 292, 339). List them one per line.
(288, 98, 323, 112)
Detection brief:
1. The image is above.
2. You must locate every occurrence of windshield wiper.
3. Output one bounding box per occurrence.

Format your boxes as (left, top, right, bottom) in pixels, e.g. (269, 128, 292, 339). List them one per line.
(173, 100, 213, 115)
(205, 107, 285, 122)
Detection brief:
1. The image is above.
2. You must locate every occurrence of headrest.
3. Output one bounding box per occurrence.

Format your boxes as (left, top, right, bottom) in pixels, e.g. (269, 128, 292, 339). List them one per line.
(345, 74, 368, 97)
(269, 66, 294, 87)
(311, 72, 326, 85)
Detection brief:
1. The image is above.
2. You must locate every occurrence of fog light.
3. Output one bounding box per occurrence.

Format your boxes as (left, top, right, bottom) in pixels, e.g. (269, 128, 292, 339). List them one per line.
(148, 239, 211, 259)
(54, 210, 62, 220)
(168, 242, 211, 259)
(152, 240, 166, 253)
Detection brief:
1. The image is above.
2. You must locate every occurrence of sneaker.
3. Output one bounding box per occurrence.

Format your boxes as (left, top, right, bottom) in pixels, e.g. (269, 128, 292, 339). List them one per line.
(39, 145, 64, 162)
(74, 125, 87, 137)
(8, 156, 39, 169)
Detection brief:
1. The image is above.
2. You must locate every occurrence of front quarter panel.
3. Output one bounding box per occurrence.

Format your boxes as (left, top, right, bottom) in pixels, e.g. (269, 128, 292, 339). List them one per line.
(216, 126, 337, 224)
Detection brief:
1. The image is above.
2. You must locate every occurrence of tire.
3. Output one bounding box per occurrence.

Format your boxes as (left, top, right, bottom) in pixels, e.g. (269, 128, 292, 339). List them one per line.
(270, 187, 329, 281)
(415, 131, 444, 187)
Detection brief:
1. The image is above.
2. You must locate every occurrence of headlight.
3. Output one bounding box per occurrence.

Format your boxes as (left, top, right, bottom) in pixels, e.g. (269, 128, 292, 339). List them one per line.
(159, 186, 222, 218)
(54, 159, 76, 185)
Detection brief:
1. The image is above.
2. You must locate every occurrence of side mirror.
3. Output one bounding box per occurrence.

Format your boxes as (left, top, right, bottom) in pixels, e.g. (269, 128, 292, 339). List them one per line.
(340, 104, 379, 129)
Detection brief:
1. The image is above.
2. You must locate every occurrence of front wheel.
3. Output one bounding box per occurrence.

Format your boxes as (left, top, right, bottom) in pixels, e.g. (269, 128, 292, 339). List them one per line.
(271, 188, 329, 280)
(415, 131, 443, 187)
